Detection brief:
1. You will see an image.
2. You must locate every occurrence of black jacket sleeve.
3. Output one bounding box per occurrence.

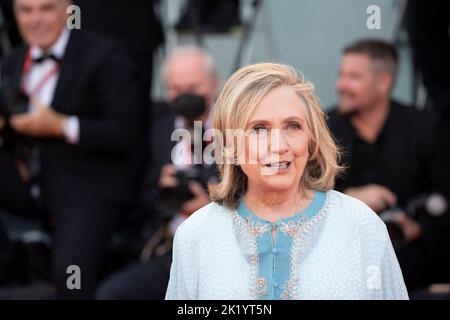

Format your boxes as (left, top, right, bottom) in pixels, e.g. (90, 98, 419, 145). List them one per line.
(76, 43, 140, 155)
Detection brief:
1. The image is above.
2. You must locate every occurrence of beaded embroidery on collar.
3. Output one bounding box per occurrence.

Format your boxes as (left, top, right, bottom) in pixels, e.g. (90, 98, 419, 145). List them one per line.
(230, 191, 333, 300)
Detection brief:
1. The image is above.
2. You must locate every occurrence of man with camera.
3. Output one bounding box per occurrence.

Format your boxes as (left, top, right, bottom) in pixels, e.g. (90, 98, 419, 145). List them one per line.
(0, 0, 141, 299)
(328, 39, 450, 293)
(95, 46, 219, 299)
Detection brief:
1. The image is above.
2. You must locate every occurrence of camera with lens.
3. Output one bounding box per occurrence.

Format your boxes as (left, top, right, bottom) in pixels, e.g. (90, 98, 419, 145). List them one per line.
(155, 164, 219, 220)
(0, 85, 29, 148)
(153, 92, 218, 219)
(378, 207, 408, 249)
(0, 85, 29, 116)
(379, 193, 448, 250)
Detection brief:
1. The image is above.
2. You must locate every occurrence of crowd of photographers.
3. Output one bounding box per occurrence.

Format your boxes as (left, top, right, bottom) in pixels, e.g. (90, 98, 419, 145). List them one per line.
(0, 0, 449, 300)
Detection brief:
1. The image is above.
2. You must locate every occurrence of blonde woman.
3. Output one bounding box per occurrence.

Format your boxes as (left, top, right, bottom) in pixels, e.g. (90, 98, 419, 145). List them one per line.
(165, 63, 408, 300)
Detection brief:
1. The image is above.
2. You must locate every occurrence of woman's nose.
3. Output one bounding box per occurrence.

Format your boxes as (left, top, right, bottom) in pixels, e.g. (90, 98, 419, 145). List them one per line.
(268, 130, 289, 155)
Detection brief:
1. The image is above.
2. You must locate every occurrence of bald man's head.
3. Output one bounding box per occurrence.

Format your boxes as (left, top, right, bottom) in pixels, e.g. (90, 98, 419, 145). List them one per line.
(163, 47, 219, 108)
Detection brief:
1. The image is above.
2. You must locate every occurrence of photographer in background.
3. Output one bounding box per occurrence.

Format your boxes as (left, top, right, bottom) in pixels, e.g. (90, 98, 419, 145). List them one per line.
(0, 0, 141, 299)
(150, 46, 219, 220)
(96, 46, 219, 299)
(328, 39, 450, 293)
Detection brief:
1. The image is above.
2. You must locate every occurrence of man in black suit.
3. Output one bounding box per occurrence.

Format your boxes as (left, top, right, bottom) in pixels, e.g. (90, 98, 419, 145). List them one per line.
(0, 0, 141, 299)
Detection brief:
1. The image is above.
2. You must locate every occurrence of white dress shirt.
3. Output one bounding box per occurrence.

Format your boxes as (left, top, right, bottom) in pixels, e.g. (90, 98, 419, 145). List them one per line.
(25, 28, 79, 144)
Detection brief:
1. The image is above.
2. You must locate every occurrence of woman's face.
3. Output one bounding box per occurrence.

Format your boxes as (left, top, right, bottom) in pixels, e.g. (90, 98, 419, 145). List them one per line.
(239, 85, 310, 194)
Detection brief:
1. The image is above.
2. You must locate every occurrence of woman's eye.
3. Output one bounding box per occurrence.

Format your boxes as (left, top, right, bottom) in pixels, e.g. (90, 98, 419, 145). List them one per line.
(251, 126, 268, 134)
(287, 122, 301, 130)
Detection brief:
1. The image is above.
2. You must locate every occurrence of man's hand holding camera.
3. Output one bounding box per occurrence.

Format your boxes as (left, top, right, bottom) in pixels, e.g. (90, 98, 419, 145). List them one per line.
(9, 99, 68, 139)
(158, 164, 210, 217)
(179, 181, 210, 216)
(346, 183, 422, 244)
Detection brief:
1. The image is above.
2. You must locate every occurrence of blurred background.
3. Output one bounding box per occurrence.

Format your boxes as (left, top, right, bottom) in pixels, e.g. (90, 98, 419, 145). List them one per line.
(152, 0, 414, 108)
(0, 0, 449, 300)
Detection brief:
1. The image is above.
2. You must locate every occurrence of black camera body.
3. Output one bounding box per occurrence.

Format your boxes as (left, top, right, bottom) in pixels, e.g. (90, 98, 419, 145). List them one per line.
(0, 87, 29, 116)
(379, 208, 408, 250)
(155, 164, 219, 219)
(379, 193, 448, 250)
(0, 87, 30, 149)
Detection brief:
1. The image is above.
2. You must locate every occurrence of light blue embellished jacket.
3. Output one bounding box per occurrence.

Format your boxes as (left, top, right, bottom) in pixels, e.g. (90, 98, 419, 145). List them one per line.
(165, 190, 409, 300)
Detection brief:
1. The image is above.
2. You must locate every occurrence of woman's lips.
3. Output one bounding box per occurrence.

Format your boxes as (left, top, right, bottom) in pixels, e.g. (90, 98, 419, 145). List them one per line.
(262, 161, 291, 173)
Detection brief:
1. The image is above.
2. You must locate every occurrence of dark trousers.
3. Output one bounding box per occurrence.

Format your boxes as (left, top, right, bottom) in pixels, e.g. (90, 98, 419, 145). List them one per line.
(95, 254, 172, 300)
(0, 150, 122, 299)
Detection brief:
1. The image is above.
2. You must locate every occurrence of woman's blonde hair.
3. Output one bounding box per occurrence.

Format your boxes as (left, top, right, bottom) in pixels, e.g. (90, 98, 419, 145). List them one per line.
(209, 63, 343, 209)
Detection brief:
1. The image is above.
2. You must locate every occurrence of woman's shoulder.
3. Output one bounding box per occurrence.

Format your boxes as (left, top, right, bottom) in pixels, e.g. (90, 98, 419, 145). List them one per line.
(174, 201, 233, 242)
(326, 190, 388, 235)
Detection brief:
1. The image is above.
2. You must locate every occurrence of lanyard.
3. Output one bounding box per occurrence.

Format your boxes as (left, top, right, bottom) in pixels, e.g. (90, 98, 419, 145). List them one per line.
(21, 48, 60, 98)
